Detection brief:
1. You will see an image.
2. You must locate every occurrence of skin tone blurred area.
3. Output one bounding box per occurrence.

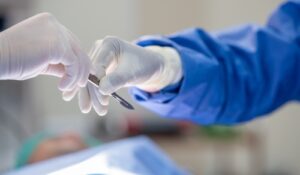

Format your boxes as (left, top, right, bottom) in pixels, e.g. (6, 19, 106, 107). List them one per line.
(1, 0, 300, 175)
(26, 132, 88, 164)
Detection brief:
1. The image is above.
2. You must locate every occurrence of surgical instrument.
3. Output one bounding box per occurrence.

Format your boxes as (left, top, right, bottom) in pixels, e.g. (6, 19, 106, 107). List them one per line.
(88, 74, 135, 110)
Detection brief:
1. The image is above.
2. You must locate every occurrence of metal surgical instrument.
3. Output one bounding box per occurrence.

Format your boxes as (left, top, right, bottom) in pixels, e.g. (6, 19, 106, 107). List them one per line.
(88, 74, 135, 110)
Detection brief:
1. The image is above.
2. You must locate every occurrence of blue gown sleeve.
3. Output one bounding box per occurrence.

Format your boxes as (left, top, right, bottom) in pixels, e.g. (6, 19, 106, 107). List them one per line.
(129, 1, 300, 125)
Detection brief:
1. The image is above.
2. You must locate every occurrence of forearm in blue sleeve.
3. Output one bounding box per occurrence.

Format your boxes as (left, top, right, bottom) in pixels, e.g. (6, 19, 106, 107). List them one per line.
(130, 1, 300, 125)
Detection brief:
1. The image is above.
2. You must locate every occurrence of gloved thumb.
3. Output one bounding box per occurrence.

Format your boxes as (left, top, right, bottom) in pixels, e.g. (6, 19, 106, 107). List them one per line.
(42, 64, 65, 77)
(98, 72, 129, 95)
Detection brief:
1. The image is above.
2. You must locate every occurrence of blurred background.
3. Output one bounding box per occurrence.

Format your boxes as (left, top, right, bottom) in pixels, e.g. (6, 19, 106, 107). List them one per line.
(0, 0, 300, 174)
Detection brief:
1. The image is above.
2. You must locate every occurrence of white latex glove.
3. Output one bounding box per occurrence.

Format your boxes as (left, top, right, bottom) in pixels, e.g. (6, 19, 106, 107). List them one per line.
(0, 13, 91, 91)
(72, 36, 182, 116)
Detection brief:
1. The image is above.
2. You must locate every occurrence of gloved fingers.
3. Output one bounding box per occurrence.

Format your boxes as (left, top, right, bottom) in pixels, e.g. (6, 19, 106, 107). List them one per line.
(62, 87, 79, 101)
(98, 70, 129, 95)
(58, 59, 79, 91)
(88, 84, 108, 116)
(97, 92, 110, 106)
(88, 45, 106, 79)
(78, 87, 92, 113)
(75, 51, 91, 88)
(67, 30, 91, 88)
(44, 50, 89, 92)
(89, 38, 119, 78)
(88, 40, 102, 62)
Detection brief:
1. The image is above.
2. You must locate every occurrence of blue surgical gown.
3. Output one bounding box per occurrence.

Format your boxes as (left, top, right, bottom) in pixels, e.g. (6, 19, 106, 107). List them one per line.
(130, 1, 300, 125)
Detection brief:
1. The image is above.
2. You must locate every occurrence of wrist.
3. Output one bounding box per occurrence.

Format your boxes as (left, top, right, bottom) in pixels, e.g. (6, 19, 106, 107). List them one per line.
(137, 46, 182, 92)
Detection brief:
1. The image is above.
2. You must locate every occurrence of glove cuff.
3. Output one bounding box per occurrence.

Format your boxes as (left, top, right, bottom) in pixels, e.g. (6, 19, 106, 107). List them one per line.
(137, 46, 182, 92)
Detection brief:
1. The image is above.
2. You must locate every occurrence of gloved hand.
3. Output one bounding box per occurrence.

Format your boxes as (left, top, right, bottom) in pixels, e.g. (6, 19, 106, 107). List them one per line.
(0, 13, 91, 91)
(70, 36, 182, 116)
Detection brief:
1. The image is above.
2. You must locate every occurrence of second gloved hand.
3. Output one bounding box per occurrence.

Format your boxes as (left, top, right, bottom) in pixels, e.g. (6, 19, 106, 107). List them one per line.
(72, 36, 182, 116)
(0, 13, 91, 91)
